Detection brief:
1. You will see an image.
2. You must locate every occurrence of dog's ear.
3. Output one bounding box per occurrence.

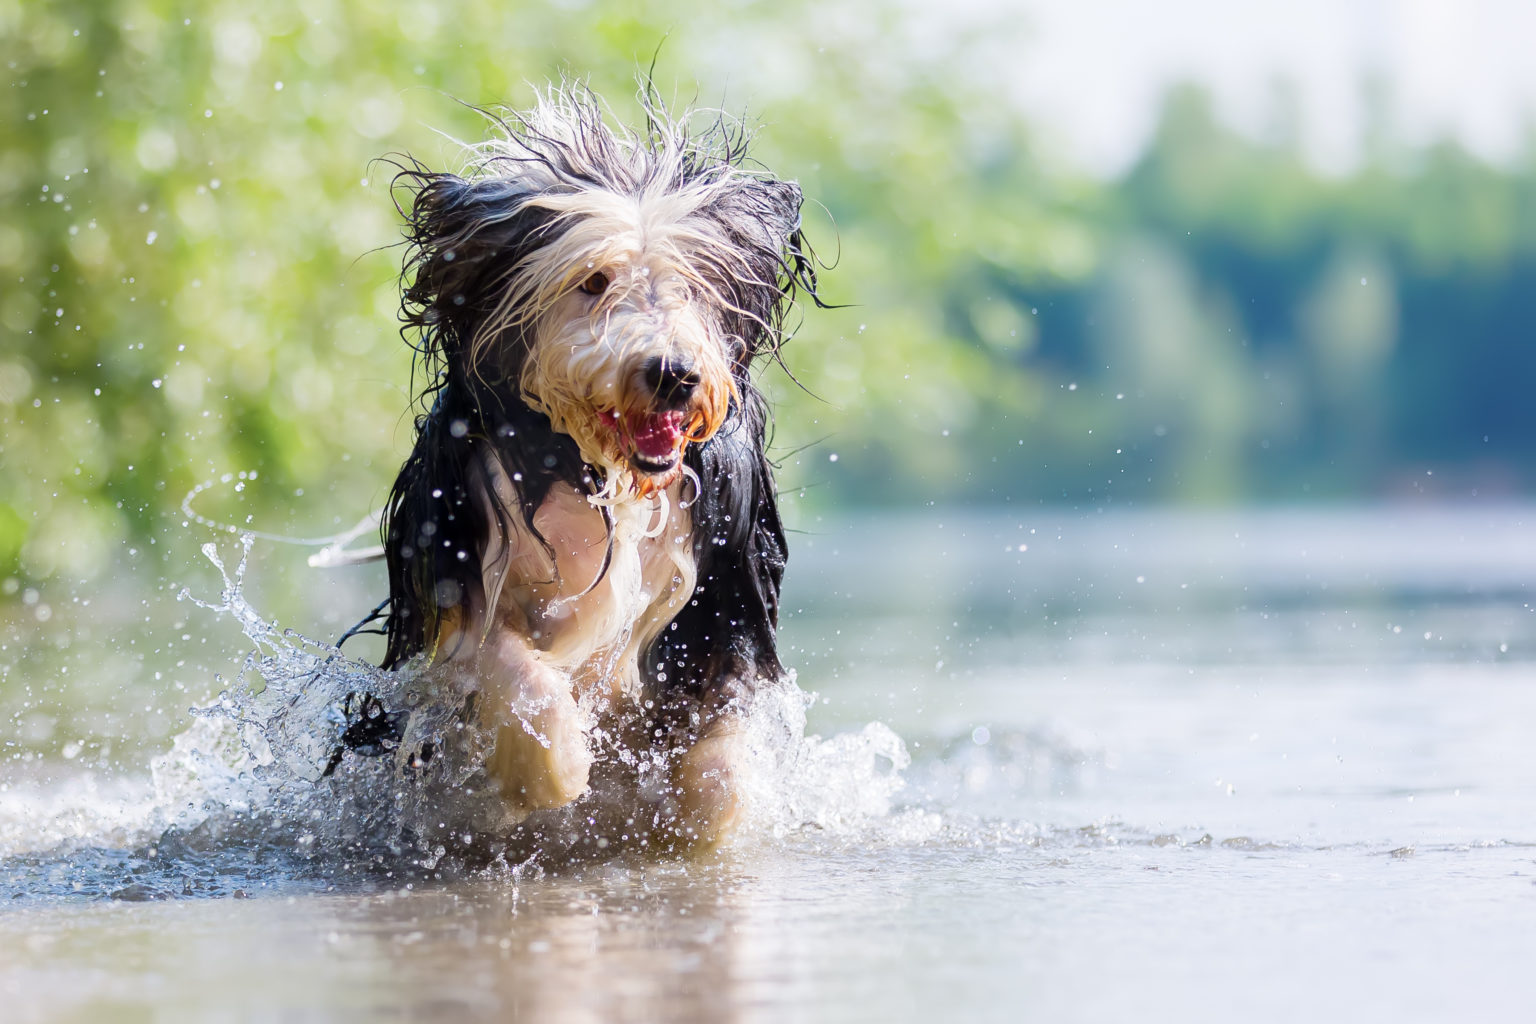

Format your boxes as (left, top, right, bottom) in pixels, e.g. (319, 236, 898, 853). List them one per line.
(744, 178, 803, 254)
(712, 177, 803, 260)
(758, 178, 816, 290)
(697, 177, 815, 359)
(763, 178, 805, 248)
(398, 171, 551, 360)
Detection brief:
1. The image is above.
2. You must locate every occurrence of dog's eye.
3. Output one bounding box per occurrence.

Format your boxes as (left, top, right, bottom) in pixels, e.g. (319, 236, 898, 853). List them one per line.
(578, 271, 610, 296)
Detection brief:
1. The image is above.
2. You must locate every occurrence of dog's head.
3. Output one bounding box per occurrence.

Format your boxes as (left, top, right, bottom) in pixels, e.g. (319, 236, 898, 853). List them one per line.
(395, 87, 815, 496)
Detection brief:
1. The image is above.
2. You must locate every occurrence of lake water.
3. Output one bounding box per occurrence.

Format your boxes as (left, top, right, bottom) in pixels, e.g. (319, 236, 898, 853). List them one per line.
(3, 505, 1535, 1021)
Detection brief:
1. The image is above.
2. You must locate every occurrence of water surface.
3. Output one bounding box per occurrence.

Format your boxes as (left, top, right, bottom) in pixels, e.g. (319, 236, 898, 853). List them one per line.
(3, 505, 1535, 1021)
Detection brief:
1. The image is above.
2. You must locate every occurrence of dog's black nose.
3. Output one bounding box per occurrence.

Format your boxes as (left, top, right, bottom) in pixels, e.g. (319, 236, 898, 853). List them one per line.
(643, 356, 701, 408)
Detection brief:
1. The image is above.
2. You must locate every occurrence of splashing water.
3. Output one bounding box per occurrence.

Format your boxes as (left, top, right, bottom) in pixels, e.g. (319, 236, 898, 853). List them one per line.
(3, 534, 915, 893)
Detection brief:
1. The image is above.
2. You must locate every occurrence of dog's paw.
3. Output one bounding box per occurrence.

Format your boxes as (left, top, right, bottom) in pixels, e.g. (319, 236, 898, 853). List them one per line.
(665, 724, 747, 853)
(486, 684, 593, 811)
(476, 636, 594, 812)
(489, 714, 593, 812)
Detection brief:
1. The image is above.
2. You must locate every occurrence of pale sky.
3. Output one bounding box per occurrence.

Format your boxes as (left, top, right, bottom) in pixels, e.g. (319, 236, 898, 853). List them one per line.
(1002, 0, 1536, 175)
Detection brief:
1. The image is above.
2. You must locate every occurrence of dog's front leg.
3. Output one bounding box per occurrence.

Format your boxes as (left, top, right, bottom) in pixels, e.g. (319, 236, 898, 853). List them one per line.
(468, 628, 593, 813)
(668, 713, 747, 851)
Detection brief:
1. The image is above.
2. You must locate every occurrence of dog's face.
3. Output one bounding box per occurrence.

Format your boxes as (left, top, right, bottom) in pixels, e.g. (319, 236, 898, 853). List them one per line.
(506, 190, 740, 492)
(398, 92, 814, 499)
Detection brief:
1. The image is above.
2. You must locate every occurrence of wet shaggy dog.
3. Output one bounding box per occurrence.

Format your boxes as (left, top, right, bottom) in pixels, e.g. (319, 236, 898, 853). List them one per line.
(376, 86, 821, 849)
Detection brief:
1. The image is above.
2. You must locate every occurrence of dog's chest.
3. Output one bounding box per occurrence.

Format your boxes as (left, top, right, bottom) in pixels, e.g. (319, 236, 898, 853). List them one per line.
(512, 483, 696, 690)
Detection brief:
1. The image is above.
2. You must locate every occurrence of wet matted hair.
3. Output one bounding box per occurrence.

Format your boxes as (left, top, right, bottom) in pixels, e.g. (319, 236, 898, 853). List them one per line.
(377, 81, 824, 730)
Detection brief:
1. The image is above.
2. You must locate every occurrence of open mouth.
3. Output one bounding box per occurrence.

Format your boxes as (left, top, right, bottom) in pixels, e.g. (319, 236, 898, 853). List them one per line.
(601, 409, 687, 475)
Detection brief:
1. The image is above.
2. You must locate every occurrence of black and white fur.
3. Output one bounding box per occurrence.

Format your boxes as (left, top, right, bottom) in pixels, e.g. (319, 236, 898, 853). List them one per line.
(377, 85, 820, 847)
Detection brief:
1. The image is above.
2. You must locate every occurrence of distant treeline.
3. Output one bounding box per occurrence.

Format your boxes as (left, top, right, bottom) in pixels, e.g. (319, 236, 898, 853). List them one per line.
(814, 85, 1536, 506)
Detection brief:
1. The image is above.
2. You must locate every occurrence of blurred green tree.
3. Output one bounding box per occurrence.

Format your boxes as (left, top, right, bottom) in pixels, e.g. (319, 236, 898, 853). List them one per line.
(1, 0, 1066, 584)
(5, 0, 1536, 593)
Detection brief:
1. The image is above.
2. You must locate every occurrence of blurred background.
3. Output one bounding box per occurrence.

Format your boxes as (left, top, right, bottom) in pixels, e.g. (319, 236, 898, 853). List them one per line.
(4, 0, 1536, 755)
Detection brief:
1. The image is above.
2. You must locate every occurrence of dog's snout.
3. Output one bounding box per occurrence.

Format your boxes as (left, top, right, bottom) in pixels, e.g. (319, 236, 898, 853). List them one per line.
(643, 356, 701, 408)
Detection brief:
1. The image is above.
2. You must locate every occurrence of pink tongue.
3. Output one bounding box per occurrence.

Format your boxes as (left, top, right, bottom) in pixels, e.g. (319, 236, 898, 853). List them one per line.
(628, 411, 684, 460)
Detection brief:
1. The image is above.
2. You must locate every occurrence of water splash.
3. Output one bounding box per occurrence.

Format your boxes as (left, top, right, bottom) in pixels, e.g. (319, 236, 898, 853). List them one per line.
(736, 682, 912, 837)
(3, 534, 918, 890)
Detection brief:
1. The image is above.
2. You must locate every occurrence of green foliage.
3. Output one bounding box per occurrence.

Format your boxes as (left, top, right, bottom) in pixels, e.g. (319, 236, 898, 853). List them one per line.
(1, 0, 1066, 584)
(4, 0, 1535, 588)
